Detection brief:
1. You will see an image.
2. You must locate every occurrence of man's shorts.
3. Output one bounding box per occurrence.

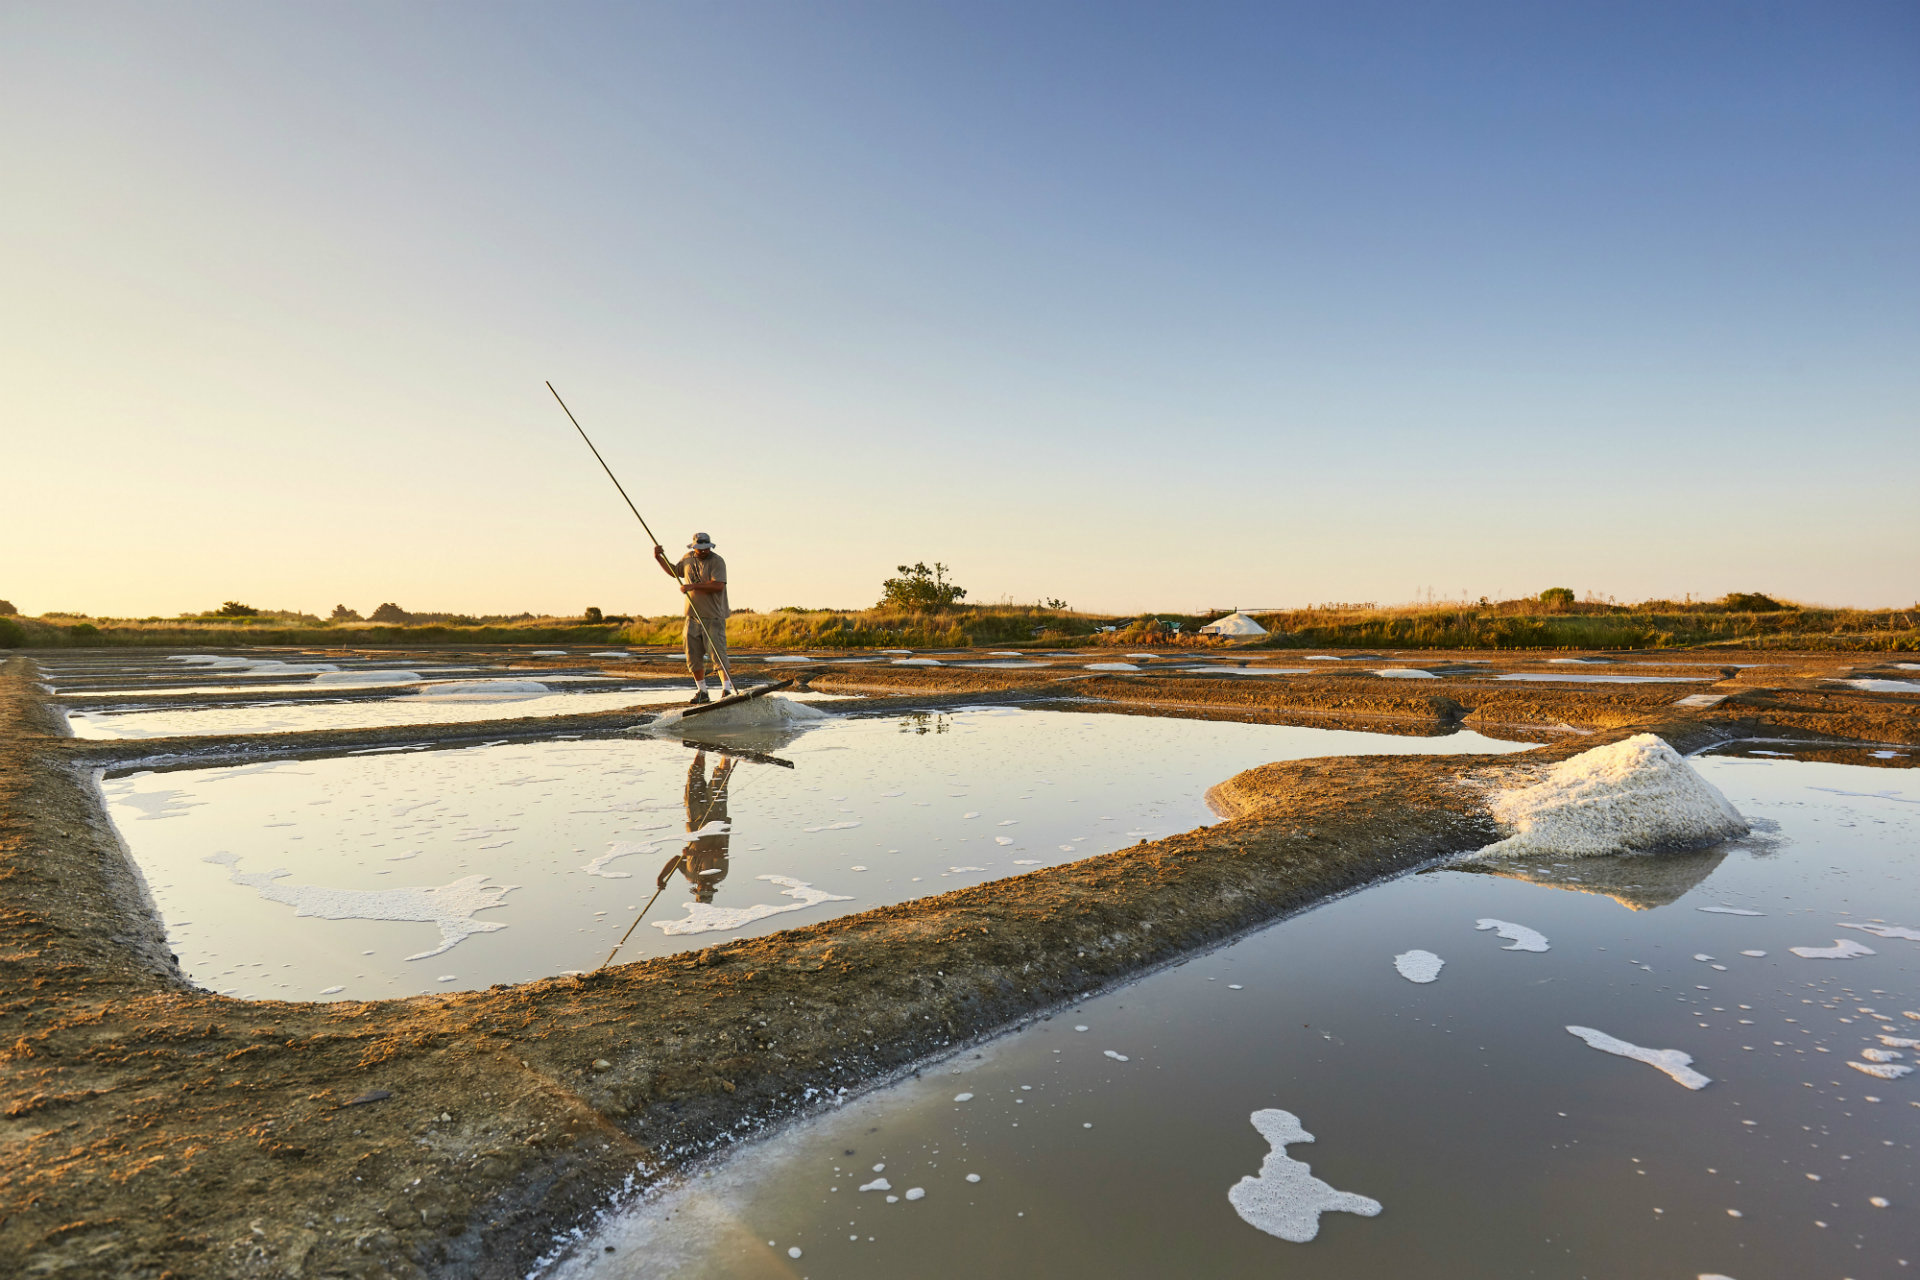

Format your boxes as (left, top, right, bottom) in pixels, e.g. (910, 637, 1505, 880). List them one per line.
(685, 617, 728, 672)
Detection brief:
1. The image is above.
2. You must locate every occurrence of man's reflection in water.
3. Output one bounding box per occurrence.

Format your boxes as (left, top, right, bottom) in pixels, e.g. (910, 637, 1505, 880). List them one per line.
(678, 750, 735, 903)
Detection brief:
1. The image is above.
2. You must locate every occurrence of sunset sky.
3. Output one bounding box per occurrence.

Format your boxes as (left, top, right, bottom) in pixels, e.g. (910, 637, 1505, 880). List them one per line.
(5, 1, 1915, 618)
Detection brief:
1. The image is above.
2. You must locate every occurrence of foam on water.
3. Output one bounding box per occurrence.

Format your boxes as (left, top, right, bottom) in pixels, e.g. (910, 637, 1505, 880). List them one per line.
(1227, 1109, 1383, 1243)
(202, 852, 514, 960)
(1476, 918, 1550, 952)
(1086, 662, 1139, 671)
(649, 875, 852, 936)
(1394, 949, 1444, 982)
(1476, 735, 1747, 859)
(1373, 669, 1436, 679)
(1847, 1061, 1912, 1080)
(1698, 905, 1765, 916)
(1565, 1025, 1711, 1090)
(1835, 679, 1920, 694)
(1789, 939, 1876, 959)
(1841, 922, 1920, 941)
(312, 670, 422, 686)
(413, 679, 550, 699)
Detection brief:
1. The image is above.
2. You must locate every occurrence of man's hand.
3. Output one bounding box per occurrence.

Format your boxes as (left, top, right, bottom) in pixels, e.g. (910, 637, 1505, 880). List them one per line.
(654, 545, 678, 578)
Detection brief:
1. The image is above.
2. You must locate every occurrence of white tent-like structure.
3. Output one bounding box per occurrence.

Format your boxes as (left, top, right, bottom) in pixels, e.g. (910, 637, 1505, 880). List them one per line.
(1198, 611, 1269, 637)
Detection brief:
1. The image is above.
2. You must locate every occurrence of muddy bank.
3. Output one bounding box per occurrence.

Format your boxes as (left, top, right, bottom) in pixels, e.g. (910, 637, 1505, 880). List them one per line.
(1, 653, 1914, 1279)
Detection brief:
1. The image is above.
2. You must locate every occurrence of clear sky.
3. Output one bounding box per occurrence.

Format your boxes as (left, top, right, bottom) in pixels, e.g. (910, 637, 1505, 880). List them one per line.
(4, 1, 1915, 618)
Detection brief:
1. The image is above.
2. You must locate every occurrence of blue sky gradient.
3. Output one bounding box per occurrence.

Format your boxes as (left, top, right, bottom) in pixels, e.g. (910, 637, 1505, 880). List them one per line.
(5, 2, 1915, 616)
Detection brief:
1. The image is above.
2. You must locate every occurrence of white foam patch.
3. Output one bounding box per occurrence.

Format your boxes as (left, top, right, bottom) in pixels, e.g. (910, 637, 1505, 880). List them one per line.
(645, 695, 829, 734)
(1227, 1110, 1382, 1243)
(1848, 1061, 1912, 1080)
(1789, 939, 1876, 959)
(649, 875, 851, 936)
(1476, 919, 1549, 952)
(1840, 922, 1920, 942)
(590, 651, 631, 658)
(1394, 950, 1444, 983)
(583, 840, 665, 879)
(892, 657, 942, 666)
(1565, 1026, 1711, 1090)
(203, 853, 513, 960)
(1836, 679, 1920, 694)
(530, 649, 567, 656)
(1697, 905, 1765, 916)
(1373, 669, 1437, 679)
(1476, 734, 1748, 858)
(414, 679, 550, 700)
(1085, 662, 1139, 671)
(311, 670, 422, 686)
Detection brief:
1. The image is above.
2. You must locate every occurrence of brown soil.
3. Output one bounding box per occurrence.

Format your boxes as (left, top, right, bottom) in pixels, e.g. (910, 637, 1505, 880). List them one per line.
(1, 649, 1914, 1278)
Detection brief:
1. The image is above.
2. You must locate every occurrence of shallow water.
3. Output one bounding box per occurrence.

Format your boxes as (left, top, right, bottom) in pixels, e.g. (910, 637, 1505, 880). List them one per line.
(101, 709, 1527, 1001)
(63, 687, 689, 738)
(559, 753, 1920, 1280)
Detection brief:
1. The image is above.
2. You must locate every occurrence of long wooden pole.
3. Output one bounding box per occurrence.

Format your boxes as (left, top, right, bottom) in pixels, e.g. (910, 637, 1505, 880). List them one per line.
(546, 381, 736, 690)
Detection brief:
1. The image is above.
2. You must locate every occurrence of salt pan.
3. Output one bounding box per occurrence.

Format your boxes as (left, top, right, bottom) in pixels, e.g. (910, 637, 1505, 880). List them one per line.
(1565, 1025, 1711, 1089)
(1476, 919, 1550, 952)
(1227, 1110, 1382, 1243)
(1476, 735, 1747, 858)
(1393, 950, 1444, 983)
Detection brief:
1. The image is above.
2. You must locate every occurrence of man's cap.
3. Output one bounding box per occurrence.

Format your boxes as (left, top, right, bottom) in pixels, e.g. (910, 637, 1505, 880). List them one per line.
(688, 532, 716, 550)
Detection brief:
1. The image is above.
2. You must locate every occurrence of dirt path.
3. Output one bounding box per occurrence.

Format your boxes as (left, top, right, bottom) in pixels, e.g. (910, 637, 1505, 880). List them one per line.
(1, 650, 1913, 1278)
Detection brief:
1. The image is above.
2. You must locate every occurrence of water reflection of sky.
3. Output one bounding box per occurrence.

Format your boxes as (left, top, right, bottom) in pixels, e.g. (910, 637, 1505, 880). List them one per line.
(100, 708, 1528, 1000)
(563, 753, 1920, 1280)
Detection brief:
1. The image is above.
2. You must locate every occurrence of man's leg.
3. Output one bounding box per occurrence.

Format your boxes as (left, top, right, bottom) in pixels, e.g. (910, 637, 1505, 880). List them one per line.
(711, 627, 736, 696)
(685, 621, 710, 703)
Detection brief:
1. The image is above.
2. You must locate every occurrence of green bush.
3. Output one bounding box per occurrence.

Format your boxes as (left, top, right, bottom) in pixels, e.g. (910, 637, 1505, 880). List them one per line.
(1538, 588, 1576, 609)
(0, 617, 22, 647)
(879, 562, 968, 610)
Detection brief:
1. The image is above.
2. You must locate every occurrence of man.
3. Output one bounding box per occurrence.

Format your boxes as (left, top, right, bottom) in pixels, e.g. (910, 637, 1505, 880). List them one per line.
(654, 532, 733, 703)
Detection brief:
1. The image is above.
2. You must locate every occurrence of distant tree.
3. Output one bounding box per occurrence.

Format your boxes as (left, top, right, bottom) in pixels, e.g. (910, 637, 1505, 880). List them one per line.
(0, 599, 16, 616)
(217, 601, 258, 617)
(880, 562, 968, 610)
(1722, 592, 1790, 612)
(1042, 597, 1068, 611)
(330, 604, 362, 622)
(369, 602, 411, 624)
(583, 606, 604, 624)
(1538, 587, 1575, 610)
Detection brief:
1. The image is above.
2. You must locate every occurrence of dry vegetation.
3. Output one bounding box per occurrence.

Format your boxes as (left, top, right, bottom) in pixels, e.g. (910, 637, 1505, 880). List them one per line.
(3, 592, 1914, 652)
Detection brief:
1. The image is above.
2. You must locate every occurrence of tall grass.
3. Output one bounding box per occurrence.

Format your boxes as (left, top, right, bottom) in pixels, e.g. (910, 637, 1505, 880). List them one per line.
(1251, 604, 1919, 652)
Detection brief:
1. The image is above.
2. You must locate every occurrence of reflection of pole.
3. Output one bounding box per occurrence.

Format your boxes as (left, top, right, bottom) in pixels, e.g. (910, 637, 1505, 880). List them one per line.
(598, 854, 682, 970)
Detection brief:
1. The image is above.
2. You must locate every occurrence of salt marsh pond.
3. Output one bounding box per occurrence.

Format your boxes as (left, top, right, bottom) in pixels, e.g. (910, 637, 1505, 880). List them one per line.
(99, 709, 1526, 1000)
(555, 751, 1919, 1280)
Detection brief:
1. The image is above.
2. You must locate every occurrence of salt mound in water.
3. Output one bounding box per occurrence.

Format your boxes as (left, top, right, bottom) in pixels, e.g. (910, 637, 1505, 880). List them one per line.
(646, 695, 828, 735)
(1477, 734, 1746, 859)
